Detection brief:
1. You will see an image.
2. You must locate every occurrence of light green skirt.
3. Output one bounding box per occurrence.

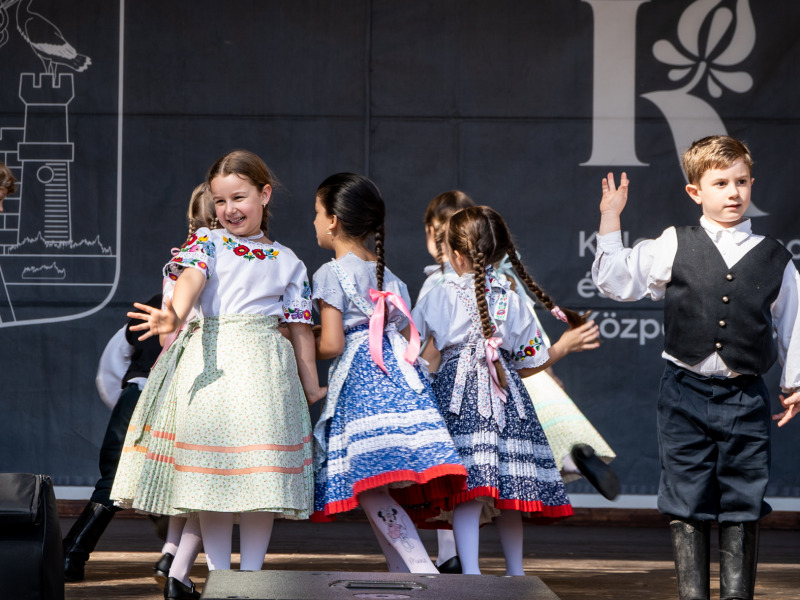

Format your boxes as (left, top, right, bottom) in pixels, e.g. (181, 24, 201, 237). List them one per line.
(111, 314, 314, 517)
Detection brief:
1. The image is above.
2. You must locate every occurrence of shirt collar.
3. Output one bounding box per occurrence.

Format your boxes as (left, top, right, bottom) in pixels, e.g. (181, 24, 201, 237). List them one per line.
(699, 216, 752, 245)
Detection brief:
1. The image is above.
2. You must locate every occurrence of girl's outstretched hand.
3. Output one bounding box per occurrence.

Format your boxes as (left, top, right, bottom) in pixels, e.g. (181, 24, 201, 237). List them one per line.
(599, 172, 629, 218)
(772, 391, 800, 427)
(127, 297, 180, 341)
(558, 319, 600, 354)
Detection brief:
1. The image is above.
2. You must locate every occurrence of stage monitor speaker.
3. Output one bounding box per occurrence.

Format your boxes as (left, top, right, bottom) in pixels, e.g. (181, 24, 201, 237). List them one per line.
(200, 569, 562, 600)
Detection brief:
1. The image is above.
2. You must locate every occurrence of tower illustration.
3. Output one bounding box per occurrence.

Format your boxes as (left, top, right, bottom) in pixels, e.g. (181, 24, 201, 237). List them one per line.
(16, 72, 74, 244)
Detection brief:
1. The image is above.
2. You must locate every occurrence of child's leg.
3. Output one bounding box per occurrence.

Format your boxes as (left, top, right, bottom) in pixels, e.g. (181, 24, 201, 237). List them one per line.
(238, 512, 276, 571)
(161, 516, 185, 556)
(359, 489, 438, 574)
(452, 499, 483, 575)
(719, 521, 759, 600)
(366, 513, 410, 573)
(669, 517, 710, 600)
(168, 515, 202, 586)
(496, 509, 524, 576)
(198, 511, 234, 570)
(435, 529, 458, 567)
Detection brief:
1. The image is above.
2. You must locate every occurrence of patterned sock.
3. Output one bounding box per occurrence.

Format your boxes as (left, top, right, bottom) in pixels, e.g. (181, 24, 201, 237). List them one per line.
(238, 512, 276, 570)
(453, 500, 483, 574)
(168, 515, 202, 585)
(199, 511, 234, 570)
(496, 509, 524, 576)
(367, 513, 410, 572)
(436, 529, 458, 566)
(359, 489, 438, 574)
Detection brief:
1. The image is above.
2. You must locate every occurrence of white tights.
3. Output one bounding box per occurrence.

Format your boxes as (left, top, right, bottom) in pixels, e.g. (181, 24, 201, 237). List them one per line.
(199, 511, 276, 571)
(168, 515, 203, 586)
(359, 489, 438, 574)
(435, 529, 458, 566)
(453, 500, 525, 576)
(161, 516, 185, 556)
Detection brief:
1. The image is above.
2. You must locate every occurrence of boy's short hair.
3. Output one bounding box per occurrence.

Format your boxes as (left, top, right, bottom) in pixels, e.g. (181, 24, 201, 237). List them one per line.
(681, 135, 753, 185)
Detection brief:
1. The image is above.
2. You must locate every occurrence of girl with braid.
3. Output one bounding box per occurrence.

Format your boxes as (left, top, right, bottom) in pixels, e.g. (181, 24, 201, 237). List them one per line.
(412, 206, 585, 576)
(311, 173, 467, 573)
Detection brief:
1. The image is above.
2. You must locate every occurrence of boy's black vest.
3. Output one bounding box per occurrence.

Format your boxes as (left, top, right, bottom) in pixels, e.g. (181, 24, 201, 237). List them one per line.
(122, 293, 163, 384)
(664, 226, 791, 376)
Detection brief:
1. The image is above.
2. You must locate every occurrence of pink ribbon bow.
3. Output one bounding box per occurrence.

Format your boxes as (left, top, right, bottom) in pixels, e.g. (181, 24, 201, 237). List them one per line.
(368, 289, 420, 373)
(551, 306, 568, 323)
(484, 337, 508, 402)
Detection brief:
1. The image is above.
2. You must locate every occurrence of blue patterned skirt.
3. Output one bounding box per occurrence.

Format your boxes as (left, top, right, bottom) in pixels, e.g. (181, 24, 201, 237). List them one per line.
(432, 346, 572, 523)
(313, 328, 467, 522)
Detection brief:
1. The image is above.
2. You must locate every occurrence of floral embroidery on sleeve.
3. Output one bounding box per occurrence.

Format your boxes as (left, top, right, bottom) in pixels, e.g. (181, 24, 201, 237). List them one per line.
(283, 280, 313, 323)
(513, 334, 544, 362)
(222, 235, 279, 261)
(164, 233, 215, 280)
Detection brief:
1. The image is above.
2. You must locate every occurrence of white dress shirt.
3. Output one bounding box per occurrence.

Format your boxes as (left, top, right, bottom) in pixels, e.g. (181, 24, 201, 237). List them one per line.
(592, 217, 800, 392)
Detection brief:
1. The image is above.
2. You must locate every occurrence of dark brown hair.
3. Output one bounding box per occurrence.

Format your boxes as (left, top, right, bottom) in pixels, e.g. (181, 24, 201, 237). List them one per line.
(317, 173, 386, 291)
(0, 162, 17, 195)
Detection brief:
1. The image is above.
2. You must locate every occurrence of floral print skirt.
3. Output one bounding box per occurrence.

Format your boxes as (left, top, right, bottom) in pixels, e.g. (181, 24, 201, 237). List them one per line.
(111, 314, 314, 518)
(431, 346, 573, 523)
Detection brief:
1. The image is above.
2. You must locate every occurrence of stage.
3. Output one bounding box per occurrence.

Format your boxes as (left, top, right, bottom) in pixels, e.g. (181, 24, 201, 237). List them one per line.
(61, 515, 800, 600)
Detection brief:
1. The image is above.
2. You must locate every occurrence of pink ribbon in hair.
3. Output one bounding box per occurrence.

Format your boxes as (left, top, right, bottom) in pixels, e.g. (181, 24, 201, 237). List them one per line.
(484, 337, 508, 402)
(368, 289, 420, 373)
(551, 306, 568, 323)
(171, 247, 181, 256)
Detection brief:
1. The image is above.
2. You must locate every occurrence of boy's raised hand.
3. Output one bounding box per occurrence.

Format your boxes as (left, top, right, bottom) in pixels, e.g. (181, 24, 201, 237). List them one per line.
(598, 172, 629, 236)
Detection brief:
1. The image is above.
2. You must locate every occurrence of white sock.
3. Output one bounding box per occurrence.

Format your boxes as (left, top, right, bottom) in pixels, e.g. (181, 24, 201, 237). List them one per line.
(359, 489, 438, 574)
(496, 509, 524, 576)
(160, 515, 185, 556)
(435, 529, 457, 566)
(561, 452, 581, 475)
(238, 512, 276, 571)
(452, 500, 483, 574)
(367, 513, 410, 572)
(199, 511, 234, 570)
(168, 515, 202, 585)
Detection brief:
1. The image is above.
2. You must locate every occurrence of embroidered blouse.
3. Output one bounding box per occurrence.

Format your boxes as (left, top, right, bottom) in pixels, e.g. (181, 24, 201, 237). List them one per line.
(163, 227, 312, 323)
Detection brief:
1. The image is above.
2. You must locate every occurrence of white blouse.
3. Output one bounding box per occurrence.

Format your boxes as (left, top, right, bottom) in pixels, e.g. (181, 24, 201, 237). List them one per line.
(163, 227, 312, 323)
(312, 252, 412, 330)
(412, 269, 549, 370)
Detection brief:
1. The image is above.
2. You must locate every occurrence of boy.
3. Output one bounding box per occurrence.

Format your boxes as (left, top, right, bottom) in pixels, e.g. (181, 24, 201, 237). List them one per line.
(592, 135, 800, 600)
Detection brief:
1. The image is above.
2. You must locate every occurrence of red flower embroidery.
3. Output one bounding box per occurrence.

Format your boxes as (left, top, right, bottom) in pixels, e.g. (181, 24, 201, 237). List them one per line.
(253, 249, 266, 260)
(184, 234, 198, 247)
(198, 261, 208, 270)
(234, 245, 250, 256)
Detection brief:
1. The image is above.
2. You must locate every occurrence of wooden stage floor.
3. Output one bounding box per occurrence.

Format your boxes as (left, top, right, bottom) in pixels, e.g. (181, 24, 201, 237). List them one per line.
(61, 514, 800, 600)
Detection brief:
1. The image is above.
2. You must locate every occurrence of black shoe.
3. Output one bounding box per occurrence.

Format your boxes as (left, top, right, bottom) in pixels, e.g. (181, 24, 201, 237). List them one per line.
(570, 444, 620, 500)
(63, 502, 115, 582)
(669, 518, 711, 600)
(437, 555, 462, 574)
(164, 576, 201, 600)
(719, 521, 759, 600)
(154, 552, 175, 584)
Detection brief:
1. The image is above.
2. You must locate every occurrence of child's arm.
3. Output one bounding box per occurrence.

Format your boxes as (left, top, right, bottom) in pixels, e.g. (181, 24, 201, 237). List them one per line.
(128, 268, 205, 340)
(517, 320, 599, 378)
(773, 392, 800, 427)
(771, 264, 800, 426)
(598, 172, 629, 235)
(316, 301, 346, 360)
(420, 336, 441, 373)
(287, 323, 327, 406)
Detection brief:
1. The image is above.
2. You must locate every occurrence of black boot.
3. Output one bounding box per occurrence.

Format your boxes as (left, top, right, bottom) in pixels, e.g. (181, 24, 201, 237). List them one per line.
(669, 517, 710, 600)
(63, 502, 115, 582)
(437, 555, 463, 574)
(570, 444, 620, 500)
(719, 521, 759, 600)
(154, 552, 175, 584)
(164, 576, 201, 600)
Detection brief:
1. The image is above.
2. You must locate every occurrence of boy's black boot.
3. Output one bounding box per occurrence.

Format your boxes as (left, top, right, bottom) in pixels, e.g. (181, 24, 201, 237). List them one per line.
(570, 443, 620, 500)
(63, 502, 115, 581)
(719, 521, 759, 600)
(669, 517, 710, 600)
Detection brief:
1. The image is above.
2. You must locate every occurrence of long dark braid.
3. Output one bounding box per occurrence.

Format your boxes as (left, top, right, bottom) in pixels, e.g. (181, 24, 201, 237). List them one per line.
(375, 223, 386, 293)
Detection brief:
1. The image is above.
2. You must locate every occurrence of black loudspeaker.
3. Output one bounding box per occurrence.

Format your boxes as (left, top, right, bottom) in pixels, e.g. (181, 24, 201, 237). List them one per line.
(0, 473, 65, 600)
(201, 570, 562, 600)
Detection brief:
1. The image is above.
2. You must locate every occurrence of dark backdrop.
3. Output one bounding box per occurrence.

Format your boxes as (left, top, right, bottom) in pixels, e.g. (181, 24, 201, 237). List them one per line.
(0, 0, 798, 498)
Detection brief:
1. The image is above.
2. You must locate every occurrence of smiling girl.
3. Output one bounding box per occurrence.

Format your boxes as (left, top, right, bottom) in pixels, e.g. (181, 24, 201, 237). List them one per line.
(112, 150, 325, 591)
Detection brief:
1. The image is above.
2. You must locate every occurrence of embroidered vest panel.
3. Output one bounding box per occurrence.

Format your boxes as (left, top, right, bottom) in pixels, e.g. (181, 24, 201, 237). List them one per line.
(664, 226, 791, 375)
